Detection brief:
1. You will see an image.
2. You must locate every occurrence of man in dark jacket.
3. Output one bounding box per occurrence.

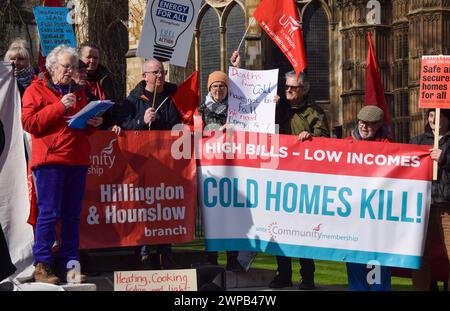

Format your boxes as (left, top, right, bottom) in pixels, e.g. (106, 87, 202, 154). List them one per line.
(118, 59, 181, 131)
(410, 108, 450, 291)
(79, 43, 117, 129)
(117, 59, 181, 269)
(270, 71, 330, 290)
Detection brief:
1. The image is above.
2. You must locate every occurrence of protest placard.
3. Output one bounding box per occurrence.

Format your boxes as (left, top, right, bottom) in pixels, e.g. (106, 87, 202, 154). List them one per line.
(137, 0, 201, 67)
(227, 67, 278, 133)
(33, 7, 76, 56)
(419, 55, 450, 108)
(114, 269, 197, 291)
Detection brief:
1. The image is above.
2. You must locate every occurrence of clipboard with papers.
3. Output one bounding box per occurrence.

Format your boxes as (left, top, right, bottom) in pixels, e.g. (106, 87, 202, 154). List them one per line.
(67, 100, 114, 129)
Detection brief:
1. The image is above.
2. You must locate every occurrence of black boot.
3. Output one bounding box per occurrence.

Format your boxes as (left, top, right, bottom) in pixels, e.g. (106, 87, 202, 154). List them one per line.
(205, 251, 219, 265)
(149, 253, 162, 270)
(226, 251, 243, 272)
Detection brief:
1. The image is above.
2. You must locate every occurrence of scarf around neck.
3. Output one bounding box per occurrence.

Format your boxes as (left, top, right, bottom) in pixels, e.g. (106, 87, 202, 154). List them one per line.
(15, 66, 35, 89)
(204, 92, 228, 116)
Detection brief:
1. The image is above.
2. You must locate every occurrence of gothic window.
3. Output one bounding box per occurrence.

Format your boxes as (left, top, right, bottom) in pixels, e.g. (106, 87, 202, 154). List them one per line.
(198, 1, 245, 101)
(226, 4, 246, 69)
(303, 1, 330, 103)
(199, 7, 220, 101)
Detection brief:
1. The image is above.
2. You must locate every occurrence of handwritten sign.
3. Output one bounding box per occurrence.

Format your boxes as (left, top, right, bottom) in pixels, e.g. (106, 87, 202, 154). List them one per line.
(419, 55, 450, 108)
(33, 6, 76, 56)
(227, 67, 278, 133)
(114, 269, 197, 291)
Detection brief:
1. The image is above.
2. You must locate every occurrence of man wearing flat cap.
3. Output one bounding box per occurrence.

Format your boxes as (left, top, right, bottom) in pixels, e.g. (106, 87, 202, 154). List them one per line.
(351, 105, 389, 142)
(346, 104, 391, 291)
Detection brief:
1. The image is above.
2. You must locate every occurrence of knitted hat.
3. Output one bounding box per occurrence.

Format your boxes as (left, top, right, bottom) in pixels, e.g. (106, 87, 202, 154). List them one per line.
(357, 105, 384, 122)
(207, 71, 228, 90)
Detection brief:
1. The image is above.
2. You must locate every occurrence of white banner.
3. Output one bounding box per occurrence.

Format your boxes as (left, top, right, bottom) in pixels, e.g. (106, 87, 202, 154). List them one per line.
(227, 67, 278, 133)
(0, 62, 34, 279)
(198, 133, 433, 269)
(137, 0, 201, 67)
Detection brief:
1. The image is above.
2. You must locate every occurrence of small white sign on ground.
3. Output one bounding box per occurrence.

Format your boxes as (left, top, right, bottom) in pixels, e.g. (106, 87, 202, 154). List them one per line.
(114, 269, 197, 291)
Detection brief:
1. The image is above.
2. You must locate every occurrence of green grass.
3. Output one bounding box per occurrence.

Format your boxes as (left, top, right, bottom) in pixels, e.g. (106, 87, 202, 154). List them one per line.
(174, 240, 415, 290)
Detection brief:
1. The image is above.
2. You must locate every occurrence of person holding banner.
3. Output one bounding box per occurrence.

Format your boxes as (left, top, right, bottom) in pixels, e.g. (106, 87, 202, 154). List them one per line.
(346, 105, 391, 291)
(198, 70, 245, 271)
(21, 45, 103, 284)
(270, 71, 330, 290)
(116, 59, 180, 269)
(276, 71, 329, 140)
(410, 108, 450, 291)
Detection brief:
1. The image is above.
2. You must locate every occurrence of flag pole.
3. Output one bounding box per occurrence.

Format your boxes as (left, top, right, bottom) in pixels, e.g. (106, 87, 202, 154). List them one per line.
(433, 108, 440, 180)
(236, 17, 255, 53)
(148, 84, 158, 130)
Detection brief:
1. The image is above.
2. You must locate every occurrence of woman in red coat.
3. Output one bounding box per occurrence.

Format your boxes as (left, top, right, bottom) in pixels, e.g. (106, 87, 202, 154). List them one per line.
(22, 45, 102, 284)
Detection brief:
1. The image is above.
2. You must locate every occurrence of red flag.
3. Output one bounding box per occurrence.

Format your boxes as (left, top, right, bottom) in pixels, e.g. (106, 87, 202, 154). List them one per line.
(38, 0, 63, 72)
(172, 71, 200, 125)
(365, 32, 390, 129)
(254, 0, 307, 76)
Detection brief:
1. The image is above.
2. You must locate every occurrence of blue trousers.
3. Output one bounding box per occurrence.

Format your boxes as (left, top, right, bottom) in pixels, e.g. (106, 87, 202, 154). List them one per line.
(33, 165, 87, 271)
(346, 262, 391, 291)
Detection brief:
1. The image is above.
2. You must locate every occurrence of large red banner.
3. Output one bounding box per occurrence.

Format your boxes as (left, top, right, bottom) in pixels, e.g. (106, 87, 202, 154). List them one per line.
(80, 131, 197, 249)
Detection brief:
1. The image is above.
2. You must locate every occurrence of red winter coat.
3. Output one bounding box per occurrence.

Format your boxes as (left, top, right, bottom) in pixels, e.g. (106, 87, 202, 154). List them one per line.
(22, 73, 96, 168)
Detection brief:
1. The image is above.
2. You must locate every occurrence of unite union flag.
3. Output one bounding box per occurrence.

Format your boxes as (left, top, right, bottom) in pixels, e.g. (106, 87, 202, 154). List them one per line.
(254, 0, 307, 76)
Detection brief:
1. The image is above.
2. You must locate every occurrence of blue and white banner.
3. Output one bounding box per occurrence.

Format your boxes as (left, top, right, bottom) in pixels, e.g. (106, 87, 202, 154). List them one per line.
(198, 132, 433, 269)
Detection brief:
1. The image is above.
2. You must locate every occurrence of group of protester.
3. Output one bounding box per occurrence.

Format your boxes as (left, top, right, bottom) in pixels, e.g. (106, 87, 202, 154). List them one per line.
(1, 38, 449, 291)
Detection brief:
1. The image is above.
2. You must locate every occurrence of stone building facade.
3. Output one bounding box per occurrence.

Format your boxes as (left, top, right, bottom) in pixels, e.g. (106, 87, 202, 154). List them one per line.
(2, 0, 450, 141)
(129, 0, 450, 141)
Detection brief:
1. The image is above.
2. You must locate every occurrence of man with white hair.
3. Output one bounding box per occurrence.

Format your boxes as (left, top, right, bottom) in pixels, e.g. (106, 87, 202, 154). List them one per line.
(270, 71, 330, 290)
